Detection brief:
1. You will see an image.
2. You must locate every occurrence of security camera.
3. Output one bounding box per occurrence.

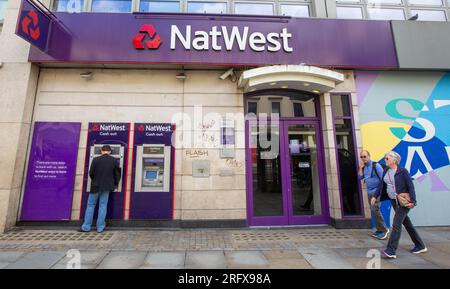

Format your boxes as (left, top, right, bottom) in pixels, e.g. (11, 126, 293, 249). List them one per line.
(219, 68, 235, 80)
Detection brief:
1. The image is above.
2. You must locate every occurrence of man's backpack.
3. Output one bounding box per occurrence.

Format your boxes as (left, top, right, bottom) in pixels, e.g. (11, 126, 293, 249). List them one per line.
(370, 162, 385, 180)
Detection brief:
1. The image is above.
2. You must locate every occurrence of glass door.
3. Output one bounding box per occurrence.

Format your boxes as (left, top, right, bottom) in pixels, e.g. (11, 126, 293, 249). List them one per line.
(247, 120, 288, 226)
(283, 121, 329, 225)
(246, 119, 329, 226)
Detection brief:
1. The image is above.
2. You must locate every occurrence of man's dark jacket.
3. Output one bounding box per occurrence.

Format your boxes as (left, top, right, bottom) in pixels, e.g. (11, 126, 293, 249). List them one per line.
(89, 154, 121, 193)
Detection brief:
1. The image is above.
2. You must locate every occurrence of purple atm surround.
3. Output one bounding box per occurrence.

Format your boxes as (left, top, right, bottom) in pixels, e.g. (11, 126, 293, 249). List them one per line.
(80, 122, 130, 220)
(130, 123, 175, 220)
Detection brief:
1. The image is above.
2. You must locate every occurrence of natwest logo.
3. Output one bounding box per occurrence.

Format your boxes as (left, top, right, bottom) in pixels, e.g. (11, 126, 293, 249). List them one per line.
(92, 124, 127, 132)
(171, 25, 293, 53)
(132, 24, 162, 49)
(21, 10, 41, 41)
(133, 24, 293, 53)
(145, 125, 172, 132)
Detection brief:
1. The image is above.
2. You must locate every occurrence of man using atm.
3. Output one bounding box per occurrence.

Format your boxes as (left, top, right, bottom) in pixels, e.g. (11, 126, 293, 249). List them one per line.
(80, 145, 121, 233)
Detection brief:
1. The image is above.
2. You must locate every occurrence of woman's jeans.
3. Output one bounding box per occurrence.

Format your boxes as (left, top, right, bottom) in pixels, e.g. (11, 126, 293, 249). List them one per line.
(81, 191, 110, 232)
(387, 200, 425, 253)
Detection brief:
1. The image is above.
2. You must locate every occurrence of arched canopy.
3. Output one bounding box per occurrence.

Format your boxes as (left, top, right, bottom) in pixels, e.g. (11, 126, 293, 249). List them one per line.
(238, 65, 345, 94)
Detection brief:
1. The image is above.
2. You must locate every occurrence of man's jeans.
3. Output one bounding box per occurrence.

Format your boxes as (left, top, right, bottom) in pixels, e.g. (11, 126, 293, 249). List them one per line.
(368, 194, 388, 233)
(387, 200, 426, 253)
(81, 191, 110, 232)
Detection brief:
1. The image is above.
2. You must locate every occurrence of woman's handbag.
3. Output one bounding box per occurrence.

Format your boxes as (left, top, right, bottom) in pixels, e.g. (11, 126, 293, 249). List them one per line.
(397, 193, 414, 208)
(387, 171, 415, 209)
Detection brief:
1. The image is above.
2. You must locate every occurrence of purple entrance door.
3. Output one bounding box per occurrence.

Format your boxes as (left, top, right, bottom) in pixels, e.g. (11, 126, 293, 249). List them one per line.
(246, 119, 329, 226)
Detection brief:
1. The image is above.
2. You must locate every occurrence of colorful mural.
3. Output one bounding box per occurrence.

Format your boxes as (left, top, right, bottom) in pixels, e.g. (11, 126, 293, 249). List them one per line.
(356, 71, 450, 226)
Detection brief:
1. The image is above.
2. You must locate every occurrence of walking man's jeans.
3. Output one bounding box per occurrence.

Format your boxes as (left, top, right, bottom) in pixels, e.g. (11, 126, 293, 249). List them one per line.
(387, 200, 425, 253)
(369, 194, 388, 233)
(82, 191, 110, 232)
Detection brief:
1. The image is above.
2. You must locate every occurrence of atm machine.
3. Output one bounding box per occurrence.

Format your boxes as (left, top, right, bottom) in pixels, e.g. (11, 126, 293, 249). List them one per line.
(86, 144, 125, 192)
(135, 144, 171, 192)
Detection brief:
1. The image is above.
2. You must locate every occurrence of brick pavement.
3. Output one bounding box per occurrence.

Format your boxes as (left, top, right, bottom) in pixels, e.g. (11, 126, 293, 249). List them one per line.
(0, 226, 449, 269)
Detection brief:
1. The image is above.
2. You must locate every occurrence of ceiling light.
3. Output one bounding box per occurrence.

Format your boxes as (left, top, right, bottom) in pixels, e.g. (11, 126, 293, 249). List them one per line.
(176, 72, 187, 80)
(80, 72, 93, 80)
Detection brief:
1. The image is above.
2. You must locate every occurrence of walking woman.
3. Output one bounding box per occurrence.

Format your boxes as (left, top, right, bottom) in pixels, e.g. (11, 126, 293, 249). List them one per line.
(370, 151, 427, 259)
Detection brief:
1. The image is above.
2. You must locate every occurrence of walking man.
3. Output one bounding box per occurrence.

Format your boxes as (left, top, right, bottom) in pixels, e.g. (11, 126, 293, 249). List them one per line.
(80, 145, 121, 233)
(359, 150, 389, 240)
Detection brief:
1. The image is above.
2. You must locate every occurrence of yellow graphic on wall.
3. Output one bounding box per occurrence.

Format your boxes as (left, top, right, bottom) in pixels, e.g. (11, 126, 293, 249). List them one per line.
(360, 121, 411, 162)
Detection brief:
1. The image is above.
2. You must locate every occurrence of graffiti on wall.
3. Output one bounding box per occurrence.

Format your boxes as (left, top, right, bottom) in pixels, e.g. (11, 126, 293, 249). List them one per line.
(356, 71, 450, 226)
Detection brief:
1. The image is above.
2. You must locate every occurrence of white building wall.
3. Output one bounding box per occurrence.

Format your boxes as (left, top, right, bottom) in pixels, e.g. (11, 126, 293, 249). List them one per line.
(31, 68, 247, 221)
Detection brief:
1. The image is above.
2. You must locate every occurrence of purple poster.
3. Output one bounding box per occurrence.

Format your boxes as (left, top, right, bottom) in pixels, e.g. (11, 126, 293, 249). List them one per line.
(20, 122, 81, 221)
(130, 123, 175, 220)
(80, 123, 130, 220)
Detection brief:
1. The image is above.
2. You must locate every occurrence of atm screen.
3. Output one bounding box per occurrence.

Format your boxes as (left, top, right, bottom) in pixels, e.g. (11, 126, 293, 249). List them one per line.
(145, 170, 158, 181)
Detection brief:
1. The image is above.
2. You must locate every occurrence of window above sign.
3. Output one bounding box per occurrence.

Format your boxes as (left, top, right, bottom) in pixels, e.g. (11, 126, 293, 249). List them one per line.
(0, 0, 7, 26)
(50, 0, 314, 17)
(139, 0, 180, 12)
(188, 1, 227, 14)
(336, 0, 449, 21)
(91, 0, 132, 13)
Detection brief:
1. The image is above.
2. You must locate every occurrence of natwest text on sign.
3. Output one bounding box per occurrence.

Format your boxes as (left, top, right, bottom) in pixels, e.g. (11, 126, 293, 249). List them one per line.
(170, 25, 293, 52)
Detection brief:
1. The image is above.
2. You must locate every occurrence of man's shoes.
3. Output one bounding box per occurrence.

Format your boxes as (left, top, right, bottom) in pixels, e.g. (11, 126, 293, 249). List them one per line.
(372, 229, 390, 240)
(371, 229, 389, 240)
(78, 229, 90, 233)
(410, 246, 428, 254)
(382, 249, 397, 259)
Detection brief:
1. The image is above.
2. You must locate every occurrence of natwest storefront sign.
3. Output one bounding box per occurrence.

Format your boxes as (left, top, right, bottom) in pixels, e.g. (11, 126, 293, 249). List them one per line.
(15, 0, 51, 51)
(169, 25, 292, 52)
(29, 13, 399, 68)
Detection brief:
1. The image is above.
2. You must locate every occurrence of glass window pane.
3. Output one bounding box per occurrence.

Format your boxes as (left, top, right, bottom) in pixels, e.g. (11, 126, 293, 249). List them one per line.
(335, 119, 362, 216)
(53, 0, 84, 12)
(250, 124, 283, 217)
(331, 95, 351, 117)
(280, 4, 310, 17)
(294, 103, 304, 117)
(139, 1, 180, 13)
(288, 124, 322, 216)
(409, 0, 442, 5)
(248, 102, 258, 115)
(271, 102, 281, 114)
(411, 9, 447, 21)
(235, 3, 274, 16)
(368, 8, 405, 20)
(0, 0, 8, 22)
(336, 6, 363, 19)
(368, 0, 402, 4)
(188, 2, 227, 14)
(91, 0, 132, 13)
(247, 91, 317, 117)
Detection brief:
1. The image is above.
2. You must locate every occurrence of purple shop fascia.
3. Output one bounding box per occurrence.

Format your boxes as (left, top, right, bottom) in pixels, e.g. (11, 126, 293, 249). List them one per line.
(18, 0, 399, 69)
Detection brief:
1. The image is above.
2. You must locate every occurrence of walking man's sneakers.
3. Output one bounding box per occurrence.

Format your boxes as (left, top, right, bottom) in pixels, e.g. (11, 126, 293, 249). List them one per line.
(410, 246, 428, 254)
(383, 249, 397, 259)
(371, 229, 390, 240)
